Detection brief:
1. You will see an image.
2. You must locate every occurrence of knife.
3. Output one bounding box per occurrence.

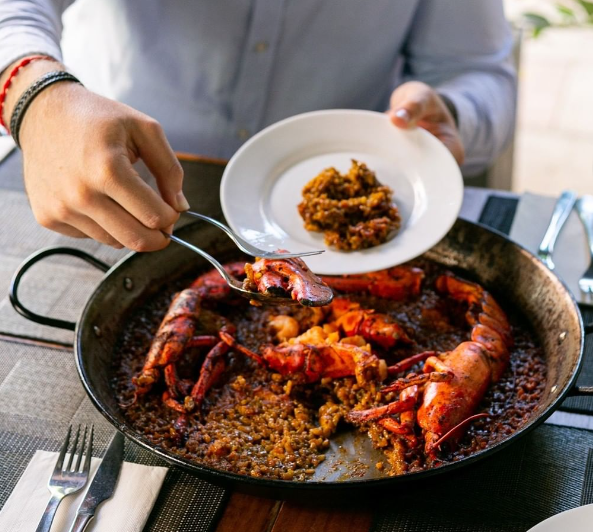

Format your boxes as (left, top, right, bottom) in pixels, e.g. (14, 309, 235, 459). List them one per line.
(68, 431, 125, 532)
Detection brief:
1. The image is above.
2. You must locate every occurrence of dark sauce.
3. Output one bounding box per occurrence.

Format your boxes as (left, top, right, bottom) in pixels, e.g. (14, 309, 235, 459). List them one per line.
(111, 258, 546, 479)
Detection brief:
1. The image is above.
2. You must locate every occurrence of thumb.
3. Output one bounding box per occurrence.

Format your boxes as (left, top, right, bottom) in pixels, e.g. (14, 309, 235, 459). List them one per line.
(389, 83, 433, 129)
(131, 117, 188, 212)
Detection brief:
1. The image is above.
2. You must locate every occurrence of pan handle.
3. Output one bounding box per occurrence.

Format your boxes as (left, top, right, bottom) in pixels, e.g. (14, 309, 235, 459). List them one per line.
(9, 247, 110, 331)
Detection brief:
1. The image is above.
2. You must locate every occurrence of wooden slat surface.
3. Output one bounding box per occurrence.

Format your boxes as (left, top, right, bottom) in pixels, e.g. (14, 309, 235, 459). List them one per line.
(270, 501, 373, 532)
(215, 492, 281, 532)
(215, 492, 373, 532)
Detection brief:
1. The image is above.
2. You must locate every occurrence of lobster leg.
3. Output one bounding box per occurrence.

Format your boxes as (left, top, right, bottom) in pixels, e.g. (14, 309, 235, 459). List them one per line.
(187, 335, 219, 349)
(347, 391, 417, 423)
(162, 390, 189, 413)
(381, 371, 451, 394)
(189, 341, 230, 409)
(219, 331, 264, 365)
(377, 385, 419, 446)
(164, 364, 193, 398)
(387, 351, 436, 377)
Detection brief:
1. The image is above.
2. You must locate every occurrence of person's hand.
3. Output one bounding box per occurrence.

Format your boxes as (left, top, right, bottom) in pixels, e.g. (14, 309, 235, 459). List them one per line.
(388, 81, 465, 166)
(16, 78, 186, 251)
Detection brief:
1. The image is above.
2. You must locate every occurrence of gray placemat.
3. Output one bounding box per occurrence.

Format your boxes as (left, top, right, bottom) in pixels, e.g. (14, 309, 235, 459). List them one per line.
(372, 424, 593, 532)
(0, 341, 227, 531)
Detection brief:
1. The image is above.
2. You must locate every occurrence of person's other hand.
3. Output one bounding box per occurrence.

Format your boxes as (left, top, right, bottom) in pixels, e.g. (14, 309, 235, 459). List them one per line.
(388, 81, 464, 166)
(17, 81, 186, 251)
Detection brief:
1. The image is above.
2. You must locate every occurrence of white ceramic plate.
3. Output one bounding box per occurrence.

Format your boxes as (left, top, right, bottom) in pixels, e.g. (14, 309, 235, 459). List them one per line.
(527, 504, 593, 531)
(220, 110, 463, 275)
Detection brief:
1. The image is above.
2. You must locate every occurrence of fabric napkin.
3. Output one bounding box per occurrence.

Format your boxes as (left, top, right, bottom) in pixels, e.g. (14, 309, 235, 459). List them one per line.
(509, 191, 590, 305)
(0, 135, 16, 163)
(0, 450, 168, 532)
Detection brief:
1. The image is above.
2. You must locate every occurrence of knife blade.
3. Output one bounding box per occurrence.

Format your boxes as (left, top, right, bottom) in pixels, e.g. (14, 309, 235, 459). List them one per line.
(69, 431, 125, 532)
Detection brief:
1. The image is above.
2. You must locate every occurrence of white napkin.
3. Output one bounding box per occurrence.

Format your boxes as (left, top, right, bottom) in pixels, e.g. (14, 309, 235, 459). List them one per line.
(509, 192, 590, 304)
(0, 135, 16, 163)
(0, 450, 168, 532)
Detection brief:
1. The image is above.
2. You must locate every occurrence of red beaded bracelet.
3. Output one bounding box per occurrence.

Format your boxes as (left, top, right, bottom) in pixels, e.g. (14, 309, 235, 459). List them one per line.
(0, 55, 55, 131)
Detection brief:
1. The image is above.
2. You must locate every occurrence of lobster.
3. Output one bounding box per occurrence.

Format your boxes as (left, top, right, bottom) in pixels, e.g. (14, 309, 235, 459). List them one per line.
(244, 256, 334, 306)
(346, 272, 513, 461)
(132, 263, 425, 413)
(222, 267, 424, 387)
(328, 297, 413, 349)
(130, 257, 336, 412)
(321, 265, 424, 300)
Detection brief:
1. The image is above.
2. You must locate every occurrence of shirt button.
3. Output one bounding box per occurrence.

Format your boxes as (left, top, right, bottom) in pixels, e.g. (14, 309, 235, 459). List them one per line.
(253, 41, 269, 53)
(237, 128, 250, 140)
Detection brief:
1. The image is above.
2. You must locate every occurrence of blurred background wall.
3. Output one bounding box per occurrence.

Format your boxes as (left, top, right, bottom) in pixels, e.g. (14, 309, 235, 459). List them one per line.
(504, 0, 593, 195)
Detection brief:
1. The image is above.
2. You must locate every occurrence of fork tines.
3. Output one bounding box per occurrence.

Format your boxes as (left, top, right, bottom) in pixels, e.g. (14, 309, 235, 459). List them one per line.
(55, 424, 93, 474)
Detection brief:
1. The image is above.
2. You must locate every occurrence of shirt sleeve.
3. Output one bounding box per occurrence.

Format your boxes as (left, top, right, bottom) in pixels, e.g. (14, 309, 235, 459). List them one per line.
(402, 0, 517, 176)
(0, 0, 76, 73)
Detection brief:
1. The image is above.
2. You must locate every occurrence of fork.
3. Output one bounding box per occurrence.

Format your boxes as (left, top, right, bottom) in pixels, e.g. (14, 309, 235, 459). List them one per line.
(576, 196, 593, 301)
(36, 425, 93, 532)
(163, 232, 313, 305)
(181, 210, 324, 259)
(537, 190, 577, 270)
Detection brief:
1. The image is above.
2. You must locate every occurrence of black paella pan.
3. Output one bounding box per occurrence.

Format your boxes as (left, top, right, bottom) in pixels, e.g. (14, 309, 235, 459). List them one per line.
(8, 160, 593, 499)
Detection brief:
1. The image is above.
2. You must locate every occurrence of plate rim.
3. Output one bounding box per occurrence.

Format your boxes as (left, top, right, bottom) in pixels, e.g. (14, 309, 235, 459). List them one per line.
(527, 504, 593, 531)
(220, 109, 463, 274)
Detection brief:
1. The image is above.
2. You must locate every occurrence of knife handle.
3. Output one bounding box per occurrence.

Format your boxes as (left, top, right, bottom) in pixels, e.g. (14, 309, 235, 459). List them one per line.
(68, 512, 94, 532)
(538, 190, 578, 255)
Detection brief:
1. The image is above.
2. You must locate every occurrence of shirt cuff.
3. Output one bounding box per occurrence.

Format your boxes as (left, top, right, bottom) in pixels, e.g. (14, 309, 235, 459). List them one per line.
(0, 27, 63, 74)
(437, 92, 458, 128)
(435, 88, 477, 150)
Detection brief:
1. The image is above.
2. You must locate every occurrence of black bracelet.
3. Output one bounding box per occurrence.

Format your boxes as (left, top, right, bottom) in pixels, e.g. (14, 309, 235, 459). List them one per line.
(9, 71, 82, 149)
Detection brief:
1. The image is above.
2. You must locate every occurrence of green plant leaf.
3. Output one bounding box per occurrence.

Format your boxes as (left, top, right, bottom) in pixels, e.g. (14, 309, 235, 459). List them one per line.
(556, 3, 577, 19)
(577, 0, 593, 16)
(522, 12, 552, 35)
(523, 12, 552, 27)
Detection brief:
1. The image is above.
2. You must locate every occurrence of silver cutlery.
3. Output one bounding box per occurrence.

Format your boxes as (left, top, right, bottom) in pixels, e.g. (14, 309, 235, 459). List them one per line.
(537, 190, 577, 271)
(36, 425, 93, 532)
(163, 232, 324, 306)
(68, 431, 125, 532)
(183, 210, 324, 259)
(576, 196, 593, 302)
(163, 210, 329, 306)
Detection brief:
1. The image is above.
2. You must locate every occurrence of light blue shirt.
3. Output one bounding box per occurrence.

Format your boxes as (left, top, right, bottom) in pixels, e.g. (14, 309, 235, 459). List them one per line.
(0, 0, 516, 175)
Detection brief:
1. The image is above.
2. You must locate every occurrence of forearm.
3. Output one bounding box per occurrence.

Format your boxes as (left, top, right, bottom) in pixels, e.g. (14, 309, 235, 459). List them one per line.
(436, 68, 516, 176)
